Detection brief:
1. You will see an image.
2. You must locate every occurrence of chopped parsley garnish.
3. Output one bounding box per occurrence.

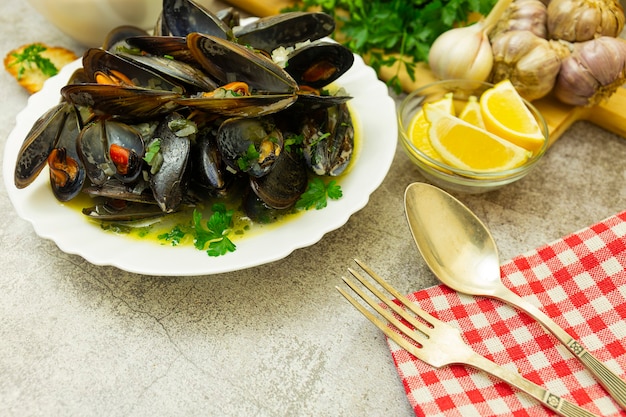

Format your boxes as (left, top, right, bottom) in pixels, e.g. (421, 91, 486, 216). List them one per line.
(237, 143, 260, 171)
(284, 134, 304, 153)
(158, 225, 186, 246)
(143, 139, 161, 164)
(296, 178, 343, 210)
(192, 205, 236, 257)
(10, 44, 59, 80)
(143, 138, 162, 174)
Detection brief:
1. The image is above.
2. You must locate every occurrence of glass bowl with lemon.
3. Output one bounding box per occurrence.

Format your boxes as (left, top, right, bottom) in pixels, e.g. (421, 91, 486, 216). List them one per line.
(398, 79, 549, 193)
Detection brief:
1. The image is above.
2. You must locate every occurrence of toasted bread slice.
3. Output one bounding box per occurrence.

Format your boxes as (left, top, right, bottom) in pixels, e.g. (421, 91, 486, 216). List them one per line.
(4, 43, 78, 94)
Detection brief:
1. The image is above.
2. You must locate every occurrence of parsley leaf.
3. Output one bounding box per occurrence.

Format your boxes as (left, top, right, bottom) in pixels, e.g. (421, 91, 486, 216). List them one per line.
(296, 178, 343, 210)
(158, 225, 186, 246)
(192, 205, 236, 257)
(237, 143, 260, 171)
(10, 44, 59, 80)
(284, 133, 304, 153)
(143, 138, 162, 174)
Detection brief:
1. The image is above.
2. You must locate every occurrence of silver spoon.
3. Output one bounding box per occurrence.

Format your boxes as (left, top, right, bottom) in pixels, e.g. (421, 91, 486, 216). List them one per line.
(404, 181, 626, 411)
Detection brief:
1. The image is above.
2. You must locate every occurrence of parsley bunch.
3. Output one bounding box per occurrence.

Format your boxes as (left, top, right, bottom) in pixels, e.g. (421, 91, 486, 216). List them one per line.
(290, 0, 496, 92)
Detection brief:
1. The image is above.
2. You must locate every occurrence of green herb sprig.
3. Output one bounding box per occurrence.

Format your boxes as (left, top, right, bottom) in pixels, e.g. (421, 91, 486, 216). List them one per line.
(296, 178, 343, 210)
(192, 205, 236, 257)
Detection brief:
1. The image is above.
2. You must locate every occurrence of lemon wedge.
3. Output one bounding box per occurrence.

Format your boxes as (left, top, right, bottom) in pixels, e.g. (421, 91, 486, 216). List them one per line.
(424, 106, 532, 173)
(479, 80, 545, 152)
(458, 95, 485, 129)
(408, 93, 454, 162)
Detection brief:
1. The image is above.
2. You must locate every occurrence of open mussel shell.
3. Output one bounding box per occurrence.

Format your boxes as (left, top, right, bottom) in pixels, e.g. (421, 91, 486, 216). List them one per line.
(187, 33, 298, 94)
(83, 178, 156, 204)
(284, 41, 354, 89)
(242, 187, 291, 224)
(215, 7, 240, 29)
(125, 36, 197, 66)
(233, 12, 336, 54)
(14, 102, 69, 189)
(105, 121, 145, 183)
(175, 94, 297, 117)
(117, 52, 219, 93)
(102, 25, 150, 51)
(301, 103, 354, 176)
(292, 92, 353, 111)
(61, 84, 182, 121)
(82, 48, 183, 91)
(77, 120, 145, 186)
(47, 105, 86, 201)
(161, 0, 232, 38)
(190, 128, 231, 192)
(82, 199, 166, 222)
(149, 113, 192, 213)
(216, 116, 284, 178)
(249, 148, 308, 210)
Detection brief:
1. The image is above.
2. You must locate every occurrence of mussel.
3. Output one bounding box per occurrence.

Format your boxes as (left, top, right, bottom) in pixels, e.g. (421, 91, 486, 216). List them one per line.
(216, 116, 284, 178)
(187, 33, 298, 94)
(301, 102, 354, 176)
(14, 103, 71, 189)
(249, 147, 308, 210)
(233, 12, 335, 54)
(149, 112, 192, 213)
(47, 105, 86, 201)
(160, 0, 232, 39)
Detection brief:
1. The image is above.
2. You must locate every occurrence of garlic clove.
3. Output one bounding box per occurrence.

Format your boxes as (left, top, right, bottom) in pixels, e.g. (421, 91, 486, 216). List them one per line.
(428, 23, 494, 81)
(490, 30, 561, 100)
(553, 36, 626, 106)
(547, 0, 625, 42)
(490, 0, 549, 39)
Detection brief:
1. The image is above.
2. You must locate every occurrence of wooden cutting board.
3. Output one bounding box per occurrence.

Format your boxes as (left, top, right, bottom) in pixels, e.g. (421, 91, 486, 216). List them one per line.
(225, 0, 626, 146)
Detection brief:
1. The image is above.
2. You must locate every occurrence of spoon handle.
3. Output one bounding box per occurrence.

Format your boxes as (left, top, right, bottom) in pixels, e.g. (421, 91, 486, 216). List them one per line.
(497, 287, 626, 411)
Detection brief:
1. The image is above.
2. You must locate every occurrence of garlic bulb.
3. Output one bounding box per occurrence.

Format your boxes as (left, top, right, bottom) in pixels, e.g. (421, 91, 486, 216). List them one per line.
(428, 23, 494, 81)
(428, 0, 514, 81)
(547, 0, 625, 42)
(490, 30, 562, 100)
(491, 0, 549, 39)
(553, 36, 626, 106)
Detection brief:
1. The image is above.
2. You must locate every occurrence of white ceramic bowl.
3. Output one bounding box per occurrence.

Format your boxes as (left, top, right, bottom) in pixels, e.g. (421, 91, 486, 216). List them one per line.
(27, 0, 164, 47)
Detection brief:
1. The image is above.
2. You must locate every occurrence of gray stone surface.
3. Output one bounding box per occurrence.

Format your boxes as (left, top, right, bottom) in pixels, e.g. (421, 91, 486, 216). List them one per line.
(0, 1, 625, 416)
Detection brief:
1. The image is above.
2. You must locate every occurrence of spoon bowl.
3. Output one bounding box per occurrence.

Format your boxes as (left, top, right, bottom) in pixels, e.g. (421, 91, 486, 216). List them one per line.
(404, 181, 503, 296)
(403, 181, 626, 410)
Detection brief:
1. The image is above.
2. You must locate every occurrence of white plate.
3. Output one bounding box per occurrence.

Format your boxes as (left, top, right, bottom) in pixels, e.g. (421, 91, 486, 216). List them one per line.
(3, 55, 397, 276)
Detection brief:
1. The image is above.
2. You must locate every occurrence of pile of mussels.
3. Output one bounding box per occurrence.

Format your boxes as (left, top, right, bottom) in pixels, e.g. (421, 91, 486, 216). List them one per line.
(14, 0, 355, 224)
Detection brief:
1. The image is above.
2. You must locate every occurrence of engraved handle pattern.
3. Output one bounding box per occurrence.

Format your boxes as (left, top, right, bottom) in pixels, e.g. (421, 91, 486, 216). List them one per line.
(497, 287, 626, 411)
(578, 347, 626, 410)
(467, 352, 599, 417)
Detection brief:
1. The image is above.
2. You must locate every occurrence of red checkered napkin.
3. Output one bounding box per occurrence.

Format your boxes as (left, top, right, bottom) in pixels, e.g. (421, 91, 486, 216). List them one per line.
(388, 211, 626, 417)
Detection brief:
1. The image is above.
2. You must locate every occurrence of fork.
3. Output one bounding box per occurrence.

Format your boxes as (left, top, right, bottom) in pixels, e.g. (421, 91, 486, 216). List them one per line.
(338, 259, 599, 417)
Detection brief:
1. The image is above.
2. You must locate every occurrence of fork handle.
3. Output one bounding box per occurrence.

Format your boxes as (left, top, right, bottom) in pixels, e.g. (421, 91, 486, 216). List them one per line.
(466, 351, 599, 417)
(496, 287, 626, 411)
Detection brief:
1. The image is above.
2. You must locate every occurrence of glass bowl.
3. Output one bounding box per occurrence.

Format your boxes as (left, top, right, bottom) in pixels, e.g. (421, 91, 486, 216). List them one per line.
(398, 79, 549, 194)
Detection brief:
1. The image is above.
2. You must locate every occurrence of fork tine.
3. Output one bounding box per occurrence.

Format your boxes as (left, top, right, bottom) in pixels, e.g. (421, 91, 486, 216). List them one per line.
(354, 258, 439, 326)
(336, 281, 426, 359)
(346, 266, 431, 337)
